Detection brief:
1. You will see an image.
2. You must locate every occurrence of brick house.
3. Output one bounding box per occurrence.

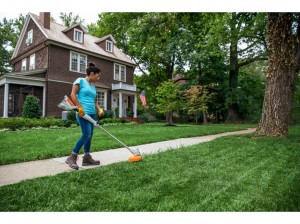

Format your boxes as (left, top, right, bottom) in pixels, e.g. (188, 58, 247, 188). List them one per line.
(0, 12, 138, 118)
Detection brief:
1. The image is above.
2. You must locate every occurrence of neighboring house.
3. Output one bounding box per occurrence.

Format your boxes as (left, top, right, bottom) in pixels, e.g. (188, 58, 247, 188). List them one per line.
(0, 12, 137, 118)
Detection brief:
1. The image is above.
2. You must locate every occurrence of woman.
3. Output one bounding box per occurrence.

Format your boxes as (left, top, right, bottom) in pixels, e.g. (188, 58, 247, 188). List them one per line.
(65, 62, 104, 170)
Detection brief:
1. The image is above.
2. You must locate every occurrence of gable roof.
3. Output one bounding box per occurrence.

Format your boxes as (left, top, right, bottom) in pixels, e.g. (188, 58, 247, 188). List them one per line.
(95, 34, 117, 44)
(12, 13, 136, 66)
(62, 23, 87, 33)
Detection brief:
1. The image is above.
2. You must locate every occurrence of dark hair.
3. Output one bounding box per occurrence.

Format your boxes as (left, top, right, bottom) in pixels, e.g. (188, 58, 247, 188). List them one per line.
(86, 62, 101, 75)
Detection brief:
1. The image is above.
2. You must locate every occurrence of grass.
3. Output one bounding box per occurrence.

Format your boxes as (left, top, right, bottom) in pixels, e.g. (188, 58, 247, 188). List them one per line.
(0, 123, 255, 165)
(0, 125, 299, 211)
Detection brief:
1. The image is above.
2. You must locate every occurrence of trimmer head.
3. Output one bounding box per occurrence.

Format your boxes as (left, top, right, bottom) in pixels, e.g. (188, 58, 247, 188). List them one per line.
(128, 155, 142, 162)
(128, 147, 142, 162)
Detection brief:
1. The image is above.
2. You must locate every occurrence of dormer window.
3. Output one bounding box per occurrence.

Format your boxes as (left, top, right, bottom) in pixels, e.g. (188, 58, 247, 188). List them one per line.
(26, 30, 33, 45)
(21, 59, 26, 71)
(74, 28, 83, 43)
(106, 40, 113, 52)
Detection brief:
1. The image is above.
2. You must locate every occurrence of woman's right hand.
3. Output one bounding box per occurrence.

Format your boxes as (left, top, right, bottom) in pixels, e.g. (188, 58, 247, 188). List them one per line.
(77, 105, 85, 117)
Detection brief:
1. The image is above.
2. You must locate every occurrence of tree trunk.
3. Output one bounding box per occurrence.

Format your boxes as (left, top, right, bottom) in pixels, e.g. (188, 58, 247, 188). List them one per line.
(203, 111, 208, 124)
(166, 112, 173, 125)
(257, 13, 296, 137)
(226, 13, 240, 122)
(227, 103, 239, 123)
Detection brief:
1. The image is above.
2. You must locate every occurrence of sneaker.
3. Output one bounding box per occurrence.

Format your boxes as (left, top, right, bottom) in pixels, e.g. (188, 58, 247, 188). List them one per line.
(82, 154, 100, 166)
(65, 153, 79, 170)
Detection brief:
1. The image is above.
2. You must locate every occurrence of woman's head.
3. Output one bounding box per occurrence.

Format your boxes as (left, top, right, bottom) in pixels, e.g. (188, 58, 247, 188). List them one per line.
(86, 62, 101, 75)
(86, 62, 101, 82)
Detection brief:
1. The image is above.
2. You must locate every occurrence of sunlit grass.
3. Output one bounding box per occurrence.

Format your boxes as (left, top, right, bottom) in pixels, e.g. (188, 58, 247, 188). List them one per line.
(0, 123, 254, 165)
(0, 125, 298, 211)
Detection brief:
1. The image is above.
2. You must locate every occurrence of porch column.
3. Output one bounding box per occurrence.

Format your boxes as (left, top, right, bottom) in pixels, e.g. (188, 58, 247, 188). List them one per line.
(42, 86, 46, 117)
(118, 92, 122, 118)
(3, 83, 9, 118)
(134, 94, 137, 118)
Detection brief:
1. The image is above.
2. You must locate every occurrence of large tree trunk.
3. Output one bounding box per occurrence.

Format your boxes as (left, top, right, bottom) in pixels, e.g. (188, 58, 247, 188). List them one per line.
(226, 13, 240, 122)
(257, 13, 296, 137)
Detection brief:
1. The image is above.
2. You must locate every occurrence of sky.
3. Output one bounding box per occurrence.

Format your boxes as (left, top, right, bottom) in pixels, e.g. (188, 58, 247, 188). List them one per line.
(1, 0, 298, 25)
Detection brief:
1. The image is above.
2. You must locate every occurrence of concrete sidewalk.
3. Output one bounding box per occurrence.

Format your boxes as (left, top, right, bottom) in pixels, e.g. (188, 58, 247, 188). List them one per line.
(0, 128, 255, 186)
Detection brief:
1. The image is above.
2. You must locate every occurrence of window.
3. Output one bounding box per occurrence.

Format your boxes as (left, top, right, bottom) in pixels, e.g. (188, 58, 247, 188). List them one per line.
(74, 29, 83, 43)
(114, 64, 126, 82)
(29, 54, 35, 70)
(96, 91, 106, 109)
(70, 52, 87, 73)
(106, 40, 113, 52)
(26, 30, 33, 45)
(21, 59, 26, 71)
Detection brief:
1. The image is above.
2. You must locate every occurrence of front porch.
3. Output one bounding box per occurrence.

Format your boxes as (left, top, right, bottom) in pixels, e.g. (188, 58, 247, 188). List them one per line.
(111, 82, 137, 118)
(0, 69, 46, 118)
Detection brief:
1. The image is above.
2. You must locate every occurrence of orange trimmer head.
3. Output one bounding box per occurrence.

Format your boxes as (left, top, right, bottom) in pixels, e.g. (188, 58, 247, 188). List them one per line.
(128, 155, 142, 162)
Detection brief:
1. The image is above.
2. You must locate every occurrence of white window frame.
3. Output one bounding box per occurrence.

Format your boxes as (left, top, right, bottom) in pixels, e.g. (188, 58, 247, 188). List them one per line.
(70, 51, 87, 73)
(26, 30, 33, 45)
(74, 28, 83, 43)
(29, 54, 35, 70)
(21, 58, 26, 71)
(96, 90, 107, 110)
(106, 40, 113, 52)
(114, 63, 126, 82)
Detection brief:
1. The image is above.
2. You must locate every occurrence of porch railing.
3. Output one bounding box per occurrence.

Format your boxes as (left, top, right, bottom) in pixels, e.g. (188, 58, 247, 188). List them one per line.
(112, 82, 136, 92)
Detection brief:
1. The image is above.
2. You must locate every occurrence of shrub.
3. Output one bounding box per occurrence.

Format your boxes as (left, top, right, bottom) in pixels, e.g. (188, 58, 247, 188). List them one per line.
(22, 95, 42, 119)
(98, 118, 129, 125)
(67, 110, 77, 123)
(0, 117, 72, 131)
(102, 110, 114, 119)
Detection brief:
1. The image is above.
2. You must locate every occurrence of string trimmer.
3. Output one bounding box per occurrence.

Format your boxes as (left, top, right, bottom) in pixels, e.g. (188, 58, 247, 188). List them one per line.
(57, 95, 142, 162)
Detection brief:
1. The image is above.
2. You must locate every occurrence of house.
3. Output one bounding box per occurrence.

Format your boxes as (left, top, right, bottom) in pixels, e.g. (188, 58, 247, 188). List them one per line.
(0, 12, 138, 118)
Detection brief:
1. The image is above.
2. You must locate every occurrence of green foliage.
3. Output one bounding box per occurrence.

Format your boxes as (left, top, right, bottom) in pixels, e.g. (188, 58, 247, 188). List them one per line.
(22, 95, 42, 119)
(67, 110, 77, 123)
(154, 80, 183, 115)
(102, 110, 114, 119)
(0, 14, 25, 73)
(226, 62, 266, 123)
(59, 12, 84, 27)
(0, 117, 72, 131)
(184, 85, 215, 122)
(98, 118, 129, 125)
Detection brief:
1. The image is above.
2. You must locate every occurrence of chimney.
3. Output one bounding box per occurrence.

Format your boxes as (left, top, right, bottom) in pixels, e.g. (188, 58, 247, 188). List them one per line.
(39, 12, 50, 29)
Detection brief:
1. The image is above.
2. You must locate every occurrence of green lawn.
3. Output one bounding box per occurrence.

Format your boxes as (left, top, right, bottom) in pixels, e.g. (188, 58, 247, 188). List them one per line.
(0, 125, 299, 211)
(0, 123, 254, 165)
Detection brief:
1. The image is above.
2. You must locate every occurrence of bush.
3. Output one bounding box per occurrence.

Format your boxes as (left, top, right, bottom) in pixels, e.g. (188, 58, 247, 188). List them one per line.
(0, 117, 72, 131)
(138, 113, 149, 123)
(102, 110, 114, 119)
(67, 110, 77, 123)
(22, 95, 42, 119)
(98, 118, 129, 125)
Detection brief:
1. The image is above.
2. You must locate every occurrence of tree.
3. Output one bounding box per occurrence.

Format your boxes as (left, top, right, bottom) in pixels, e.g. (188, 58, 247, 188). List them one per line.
(153, 80, 183, 125)
(257, 13, 300, 136)
(224, 13, 268, 122)
(0, 14, 25, 73)
(22, 95, 42, 119)
(59, 12, 84, 27)
(184, 85, 214, 124)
